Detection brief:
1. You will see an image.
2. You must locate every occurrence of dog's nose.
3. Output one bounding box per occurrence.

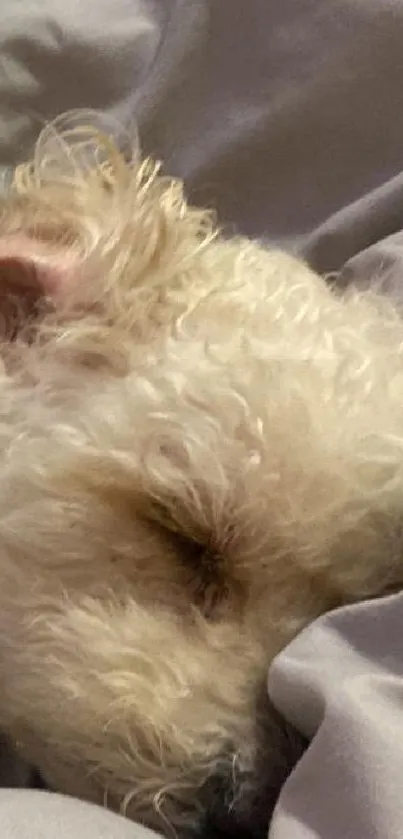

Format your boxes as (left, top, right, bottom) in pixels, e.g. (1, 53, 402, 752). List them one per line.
(196, 701, 307, 839)
(198, 775, 273, 839)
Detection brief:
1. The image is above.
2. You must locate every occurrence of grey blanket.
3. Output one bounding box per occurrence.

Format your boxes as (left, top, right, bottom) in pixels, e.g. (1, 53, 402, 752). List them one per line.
(1, 1, 403, 836)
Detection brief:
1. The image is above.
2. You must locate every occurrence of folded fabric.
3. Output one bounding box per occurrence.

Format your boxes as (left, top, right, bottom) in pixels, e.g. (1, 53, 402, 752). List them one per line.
(0, 788, 158, 839)
(269, 592, 403, 838)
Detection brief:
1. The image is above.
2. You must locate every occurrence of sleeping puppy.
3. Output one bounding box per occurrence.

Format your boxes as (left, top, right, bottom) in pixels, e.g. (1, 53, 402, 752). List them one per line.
(0, 111, 401, 838)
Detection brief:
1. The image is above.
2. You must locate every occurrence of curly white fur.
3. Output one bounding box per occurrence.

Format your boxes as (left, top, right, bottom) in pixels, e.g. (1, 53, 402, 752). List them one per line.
(0, 113, 401, 835)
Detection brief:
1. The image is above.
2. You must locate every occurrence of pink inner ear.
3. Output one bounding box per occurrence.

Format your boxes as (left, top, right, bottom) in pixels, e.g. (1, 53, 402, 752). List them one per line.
(0, 234, 75, 302)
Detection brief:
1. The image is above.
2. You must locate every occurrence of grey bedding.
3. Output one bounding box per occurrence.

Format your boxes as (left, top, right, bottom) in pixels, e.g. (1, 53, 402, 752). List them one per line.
(1, 1, 403, 836)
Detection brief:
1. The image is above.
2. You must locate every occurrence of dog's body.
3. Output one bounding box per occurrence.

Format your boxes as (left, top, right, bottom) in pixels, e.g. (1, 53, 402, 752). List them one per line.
(0, 117, 402, 836)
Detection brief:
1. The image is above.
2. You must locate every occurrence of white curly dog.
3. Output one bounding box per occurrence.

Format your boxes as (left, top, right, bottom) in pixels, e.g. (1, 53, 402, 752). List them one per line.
(0, 113, 401, 838)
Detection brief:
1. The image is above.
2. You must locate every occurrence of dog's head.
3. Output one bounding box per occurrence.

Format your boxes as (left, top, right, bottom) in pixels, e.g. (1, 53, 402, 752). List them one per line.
(0, 113, 308, 837)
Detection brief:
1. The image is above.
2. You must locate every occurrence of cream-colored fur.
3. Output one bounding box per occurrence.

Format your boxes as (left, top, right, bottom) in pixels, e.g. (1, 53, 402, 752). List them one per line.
(0, 115, 402, 835)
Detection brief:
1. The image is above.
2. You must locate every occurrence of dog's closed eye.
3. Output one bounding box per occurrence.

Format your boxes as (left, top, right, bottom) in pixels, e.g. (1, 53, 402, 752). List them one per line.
(175, 531, 230, 617)
(147, 501, 233, 618)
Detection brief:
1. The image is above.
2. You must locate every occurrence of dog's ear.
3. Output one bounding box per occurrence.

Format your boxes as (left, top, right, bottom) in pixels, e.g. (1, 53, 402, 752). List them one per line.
(0, 234, 75, 299)
(0, 234, 76, 336)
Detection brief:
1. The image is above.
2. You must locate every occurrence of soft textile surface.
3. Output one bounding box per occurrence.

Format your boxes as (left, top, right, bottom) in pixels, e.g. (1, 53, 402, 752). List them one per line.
(269, 593, 403, 838)
(0, 789, 155, 838)
(2, 0, 403, 837)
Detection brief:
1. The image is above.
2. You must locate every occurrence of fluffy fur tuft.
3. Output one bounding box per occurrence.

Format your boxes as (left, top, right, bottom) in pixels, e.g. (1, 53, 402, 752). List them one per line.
(0, 111, 402, 835)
